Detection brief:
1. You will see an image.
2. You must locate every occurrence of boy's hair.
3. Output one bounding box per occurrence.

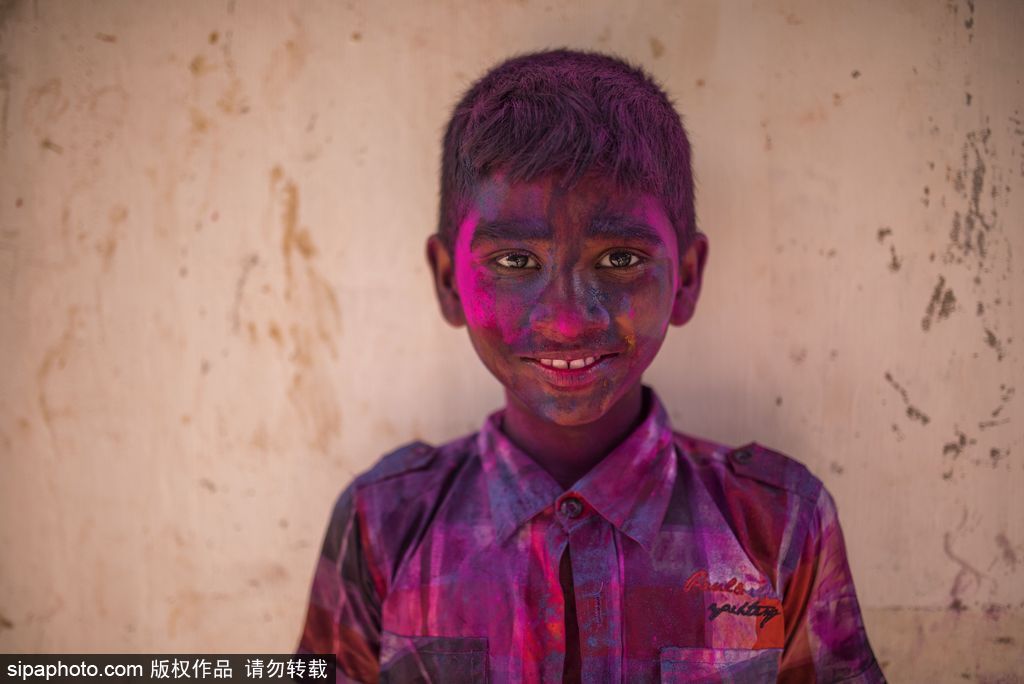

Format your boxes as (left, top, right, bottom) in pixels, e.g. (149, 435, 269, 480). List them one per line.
(436, 48, 697, 256)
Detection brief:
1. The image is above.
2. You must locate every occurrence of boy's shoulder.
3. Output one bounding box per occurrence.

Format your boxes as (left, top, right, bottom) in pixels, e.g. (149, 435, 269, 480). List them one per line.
(673, 431, 824, 503)
(350, 433, 475, 490)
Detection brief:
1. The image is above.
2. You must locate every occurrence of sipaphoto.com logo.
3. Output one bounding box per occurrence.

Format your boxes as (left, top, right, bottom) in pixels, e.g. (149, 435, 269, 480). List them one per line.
(7, 658, 143, 680)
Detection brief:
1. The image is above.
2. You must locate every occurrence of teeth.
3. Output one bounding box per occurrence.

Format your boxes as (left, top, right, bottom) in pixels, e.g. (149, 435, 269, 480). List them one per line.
(538, 356, 601, 370)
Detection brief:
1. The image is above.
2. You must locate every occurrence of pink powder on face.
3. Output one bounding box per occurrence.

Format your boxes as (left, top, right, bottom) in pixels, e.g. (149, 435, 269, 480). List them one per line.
(454, 205, 499, 331)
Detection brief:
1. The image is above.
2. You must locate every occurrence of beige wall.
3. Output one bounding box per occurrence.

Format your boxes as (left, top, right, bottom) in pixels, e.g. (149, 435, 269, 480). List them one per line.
(1, 0, 1022, 679)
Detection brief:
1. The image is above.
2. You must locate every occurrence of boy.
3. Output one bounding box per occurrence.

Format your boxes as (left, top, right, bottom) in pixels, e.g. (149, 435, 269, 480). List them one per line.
(297, 49, 884, 683)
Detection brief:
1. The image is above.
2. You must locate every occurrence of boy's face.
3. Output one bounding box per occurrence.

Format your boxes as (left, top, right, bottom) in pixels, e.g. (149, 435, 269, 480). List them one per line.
(427, 171, 708, 427)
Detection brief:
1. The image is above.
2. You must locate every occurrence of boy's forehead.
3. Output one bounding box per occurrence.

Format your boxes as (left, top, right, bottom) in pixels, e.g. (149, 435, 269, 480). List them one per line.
(469, 171, 654, 223)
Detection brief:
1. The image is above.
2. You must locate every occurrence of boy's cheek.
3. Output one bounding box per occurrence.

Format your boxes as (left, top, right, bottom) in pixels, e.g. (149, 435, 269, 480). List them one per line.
(630, 269, 678, 324)
(457, 267, 528, 332)
(462, 286, 497, 329)
(454, 261, 498, 327)
(488, 297, 536, 348)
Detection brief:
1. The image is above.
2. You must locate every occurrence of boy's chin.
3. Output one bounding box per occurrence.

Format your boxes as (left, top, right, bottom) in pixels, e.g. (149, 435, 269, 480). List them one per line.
(506, 382, 623, 427)
(538, 408, 608, 427)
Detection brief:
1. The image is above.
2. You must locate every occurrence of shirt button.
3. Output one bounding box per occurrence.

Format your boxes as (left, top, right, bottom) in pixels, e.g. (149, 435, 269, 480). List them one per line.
(559, 497, 584, 519)
(733, 448, 753, 463)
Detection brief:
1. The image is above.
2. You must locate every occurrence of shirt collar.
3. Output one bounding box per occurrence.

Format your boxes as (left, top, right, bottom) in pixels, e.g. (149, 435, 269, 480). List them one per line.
(477, 385, 678, 553)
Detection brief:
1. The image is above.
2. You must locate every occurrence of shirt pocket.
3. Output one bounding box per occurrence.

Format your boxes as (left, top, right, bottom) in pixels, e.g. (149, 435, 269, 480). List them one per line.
(379, 630, 488, 684)
(659, 647, 782, 684)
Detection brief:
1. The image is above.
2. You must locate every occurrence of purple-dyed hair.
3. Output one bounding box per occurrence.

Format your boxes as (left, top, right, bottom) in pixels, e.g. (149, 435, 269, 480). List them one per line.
(436, 48, 697, 256)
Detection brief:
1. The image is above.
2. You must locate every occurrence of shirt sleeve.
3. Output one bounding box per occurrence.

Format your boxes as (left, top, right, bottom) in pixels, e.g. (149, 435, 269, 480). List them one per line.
(778, 487, 886, 683)
(296, 485, 384, 684)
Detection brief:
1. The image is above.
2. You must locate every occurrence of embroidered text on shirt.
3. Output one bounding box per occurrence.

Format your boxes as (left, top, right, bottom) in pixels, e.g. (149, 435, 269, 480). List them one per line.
(708, 600, 781, 628)
(684, 569, 749, 595)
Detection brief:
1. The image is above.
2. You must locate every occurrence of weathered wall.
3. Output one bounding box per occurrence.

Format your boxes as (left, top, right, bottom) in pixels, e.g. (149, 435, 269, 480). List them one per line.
(1, 1, 1021, 679)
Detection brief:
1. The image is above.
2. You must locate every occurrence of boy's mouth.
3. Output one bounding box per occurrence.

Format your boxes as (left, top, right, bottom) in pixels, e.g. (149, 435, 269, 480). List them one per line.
(521, 353, 619, 388)
(528, 353, 615, 370)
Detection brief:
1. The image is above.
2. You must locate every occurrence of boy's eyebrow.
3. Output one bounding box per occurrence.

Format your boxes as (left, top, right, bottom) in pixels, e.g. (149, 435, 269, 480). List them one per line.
(470, 215, 666, 247)
(586, 215, 667, 245)
(470, 218, 552, 247)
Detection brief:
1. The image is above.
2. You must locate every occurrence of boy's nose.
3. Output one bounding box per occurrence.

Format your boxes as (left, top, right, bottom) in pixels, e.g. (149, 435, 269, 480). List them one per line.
(528, 278, 610, 341)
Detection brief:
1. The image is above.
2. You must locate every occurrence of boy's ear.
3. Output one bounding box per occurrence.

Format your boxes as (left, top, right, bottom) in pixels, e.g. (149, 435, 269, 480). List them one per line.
(426, 233, 467, 327)
(670, 231, 709, 326)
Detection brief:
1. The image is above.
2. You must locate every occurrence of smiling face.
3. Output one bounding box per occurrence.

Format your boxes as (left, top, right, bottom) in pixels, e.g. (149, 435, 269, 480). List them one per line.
(427, 171, 708, 427)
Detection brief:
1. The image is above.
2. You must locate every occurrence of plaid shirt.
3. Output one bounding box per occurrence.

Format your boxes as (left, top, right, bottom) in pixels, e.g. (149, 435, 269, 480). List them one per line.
(297, 386, 884, 683)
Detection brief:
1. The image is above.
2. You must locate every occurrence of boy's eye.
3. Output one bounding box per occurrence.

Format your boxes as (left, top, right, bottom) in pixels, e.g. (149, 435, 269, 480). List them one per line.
(598, 251, 643, 268)
(495, 252, 540, 269)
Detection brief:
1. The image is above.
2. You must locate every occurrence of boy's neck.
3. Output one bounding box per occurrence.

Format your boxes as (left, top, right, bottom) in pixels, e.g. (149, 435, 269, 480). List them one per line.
(500, 382, 648, 490)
